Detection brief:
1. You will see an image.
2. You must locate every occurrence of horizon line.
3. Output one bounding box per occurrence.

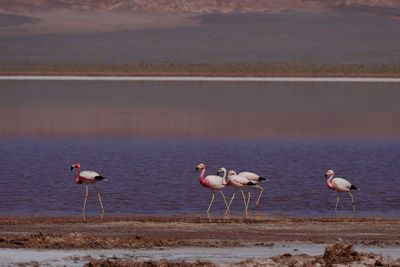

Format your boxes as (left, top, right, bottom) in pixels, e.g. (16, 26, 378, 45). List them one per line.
(1, 76, 400, 83)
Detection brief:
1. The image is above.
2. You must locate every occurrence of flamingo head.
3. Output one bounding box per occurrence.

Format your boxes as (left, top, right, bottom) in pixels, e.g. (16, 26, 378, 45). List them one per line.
(70, 163, 80, 171)
(216, 167, 226, 176)
(325, 169, 334, 178)
(195, 163, 205, 172)
(228, 170, 237, 177)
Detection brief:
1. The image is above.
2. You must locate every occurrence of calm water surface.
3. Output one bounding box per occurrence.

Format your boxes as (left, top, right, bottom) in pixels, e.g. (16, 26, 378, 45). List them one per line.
(1, 137, 400, 218)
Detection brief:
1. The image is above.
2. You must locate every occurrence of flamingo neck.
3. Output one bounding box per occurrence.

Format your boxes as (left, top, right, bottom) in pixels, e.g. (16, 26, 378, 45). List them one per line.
(199, 168, 207, 186)
(326, 174, 335, 190)
(221, 170, 229, 186)
(75, 166, 81, 184)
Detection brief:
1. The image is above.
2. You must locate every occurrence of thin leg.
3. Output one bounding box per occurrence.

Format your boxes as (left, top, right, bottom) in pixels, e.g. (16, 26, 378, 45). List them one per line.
(207, 192, 215, 217)
(335, 191, 340, 211)
(225, 192, 236, 216)
(240, 189, 248, 218)
(348, 192, 355, 211)
(246, 191, 251, 211)
(82, 184, 88, 221)
(219, 191, 231, 215)
(94, 184, 105, 219)
(255, 185, 264, 208)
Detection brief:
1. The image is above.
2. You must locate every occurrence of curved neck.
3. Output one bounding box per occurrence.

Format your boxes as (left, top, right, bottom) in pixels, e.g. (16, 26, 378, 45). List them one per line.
(74, 166, 81, 184)
(199, 168, 206, 186)
(326, 174, 335, 189)
(221, 170, 229, 186)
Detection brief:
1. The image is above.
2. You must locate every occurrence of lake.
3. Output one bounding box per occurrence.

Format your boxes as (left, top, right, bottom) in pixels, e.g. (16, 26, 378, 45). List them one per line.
(0, 79, 399, 217)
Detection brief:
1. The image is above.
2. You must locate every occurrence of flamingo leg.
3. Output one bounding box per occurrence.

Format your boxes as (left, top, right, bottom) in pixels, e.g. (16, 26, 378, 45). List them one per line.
(82, 184, 88, 221)
(240, 189, 248, 218)
(207, 192, 215, 218)
(246, 191, 251, 211)
(335, 191, 340, 211)
(94, 184, 105, 219)
(219, 191, 231, 215)
(225, 192, 236, 216)
(348, 192, 355, 211)
(255, 185, 264, 208)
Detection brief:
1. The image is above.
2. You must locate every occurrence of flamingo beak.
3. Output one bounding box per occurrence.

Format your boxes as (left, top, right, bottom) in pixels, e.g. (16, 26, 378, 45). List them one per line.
(325, 173, 329, 178)
(195, 167, 199, 172)
(70, 166, 74, 171)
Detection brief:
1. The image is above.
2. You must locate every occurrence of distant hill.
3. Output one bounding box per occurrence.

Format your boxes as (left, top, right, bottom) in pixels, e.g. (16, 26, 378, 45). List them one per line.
(1, 0, 399, 13)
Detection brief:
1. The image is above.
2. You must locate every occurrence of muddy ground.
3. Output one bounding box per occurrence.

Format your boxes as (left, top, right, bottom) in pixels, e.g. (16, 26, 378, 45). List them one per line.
(1, 215, 400, 249)
(2, 215, 400, 266)
(84, 241, 400, 266)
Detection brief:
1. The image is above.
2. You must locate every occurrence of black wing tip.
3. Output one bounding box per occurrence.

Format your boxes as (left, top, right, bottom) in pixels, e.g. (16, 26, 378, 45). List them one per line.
(258, 177, 267, 181)
(247, 181, 256, 186)
(350, 185, 358, 190)
(94, 175, 107, 180)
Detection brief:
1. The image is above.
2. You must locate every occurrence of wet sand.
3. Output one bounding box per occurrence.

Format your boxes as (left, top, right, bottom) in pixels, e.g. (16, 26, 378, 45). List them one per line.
(1, 215, 400, 266)
(1, 215, 400, 248)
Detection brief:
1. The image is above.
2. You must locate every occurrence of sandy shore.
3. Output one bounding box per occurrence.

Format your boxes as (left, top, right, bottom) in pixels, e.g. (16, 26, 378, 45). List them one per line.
(1, 215, 400, 266)
(2, 215, 400, 248)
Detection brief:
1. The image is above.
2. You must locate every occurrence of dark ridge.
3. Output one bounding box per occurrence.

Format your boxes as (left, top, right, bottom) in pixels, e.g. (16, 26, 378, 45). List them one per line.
(0, 14, 41, 27)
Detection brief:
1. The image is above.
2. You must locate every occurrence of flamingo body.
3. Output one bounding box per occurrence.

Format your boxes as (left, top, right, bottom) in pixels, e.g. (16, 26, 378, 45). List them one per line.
(224, 170, 254, 218)
(228, 174, 254, 189)
(78, 170, 106, 184)
(201, 175, 227, 191)
(325, 169, 358, 211)
(238, 171, 267, 208)
(238, 172, 266, 184)
(71, 163, 106, 220)
(196, 163, 230, 217)
(330, 177, 356, 192)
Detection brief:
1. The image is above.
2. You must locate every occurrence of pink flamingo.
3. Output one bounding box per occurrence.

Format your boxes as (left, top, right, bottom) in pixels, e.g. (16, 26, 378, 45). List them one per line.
(71, 163, 107, 221)
(224, 170, 255, 218)
(195, 163, 230, 217)
(237, 171, 268, 208)
(325, 169, 358, 211)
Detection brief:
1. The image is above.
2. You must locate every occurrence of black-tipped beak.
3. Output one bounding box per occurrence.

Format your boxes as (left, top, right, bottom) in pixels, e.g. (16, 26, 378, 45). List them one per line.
(70, 166, 73, 171)
(216, 171, 221, 175)
(195, 167, 199, 172)
(325, 174, 328, 178)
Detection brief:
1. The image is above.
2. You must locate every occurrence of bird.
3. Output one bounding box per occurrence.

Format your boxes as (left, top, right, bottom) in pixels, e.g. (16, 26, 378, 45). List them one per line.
(236, 171, 268, 208)
(224, 170, 256, 218)
(70, 163, 107, 221)
(195, 163, 230, 218)
(325, 169, 358, 211)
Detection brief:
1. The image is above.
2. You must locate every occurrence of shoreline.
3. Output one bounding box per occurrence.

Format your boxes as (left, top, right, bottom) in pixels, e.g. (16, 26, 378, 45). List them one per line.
(1, 215, 400, 266)
(1, 215, 400, 248)
(1, 75, 400, 82)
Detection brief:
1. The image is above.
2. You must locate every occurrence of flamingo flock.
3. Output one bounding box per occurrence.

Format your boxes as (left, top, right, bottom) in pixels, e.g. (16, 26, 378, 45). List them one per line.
(194, 163, 359, 218)
(196, 163, 268, 218)
(69, 162, 358, 220)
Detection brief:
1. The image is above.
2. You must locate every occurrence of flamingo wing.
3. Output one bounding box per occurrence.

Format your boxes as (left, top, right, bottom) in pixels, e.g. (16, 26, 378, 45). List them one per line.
(79, 171, 100, 182)
(239, 172, 261, 183)
(205, 175, 225, 190)
(229, 175, 253, 188)
(332, 178, 352, 192)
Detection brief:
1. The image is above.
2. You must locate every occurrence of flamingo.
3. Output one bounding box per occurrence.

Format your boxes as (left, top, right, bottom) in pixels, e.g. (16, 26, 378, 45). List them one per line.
(325, 169, 358, 211)
(223, 170, 255, 218)
(237, 171, 268, 208)
(195, 163, 230, 217)
(70, 163, 107, 221)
